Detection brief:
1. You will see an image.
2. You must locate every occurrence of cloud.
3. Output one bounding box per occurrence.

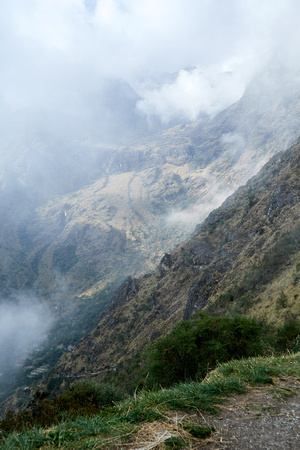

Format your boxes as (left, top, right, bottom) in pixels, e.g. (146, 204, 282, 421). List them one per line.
(0, 0, 299, 183)
(220, 132, 247, 157)
(137, 65, 250, 123)
(0, 0, 299, 219)
(0, 0, 299, 118)
(165, 183, 234, 231)
(0, 295, 53, 372)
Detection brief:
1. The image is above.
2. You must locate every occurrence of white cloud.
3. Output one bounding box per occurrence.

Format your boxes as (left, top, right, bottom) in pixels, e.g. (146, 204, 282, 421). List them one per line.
(137, 64, 252, 123)
(0, 296, 53, 371)
(165, 183, 234, 233)
(0, 1, 300, 126)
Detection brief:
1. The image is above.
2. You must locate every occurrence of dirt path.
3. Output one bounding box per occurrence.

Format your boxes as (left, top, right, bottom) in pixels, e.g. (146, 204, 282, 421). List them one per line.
(202, 377, 300, 449)
(127, 377, 300, 449)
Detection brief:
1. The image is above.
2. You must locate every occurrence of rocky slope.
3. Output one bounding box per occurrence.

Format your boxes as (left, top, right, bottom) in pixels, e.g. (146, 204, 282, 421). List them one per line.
(56, 139, 300, 377)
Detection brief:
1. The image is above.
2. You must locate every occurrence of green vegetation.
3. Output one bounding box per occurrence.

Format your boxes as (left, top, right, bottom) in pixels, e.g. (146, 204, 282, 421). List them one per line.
(1, 352, 299, 449)
(0, 380, 125, 434)
(182, 424, 216, 438)
(145, 313, 264, 387)
(242, 225, 300, 287)
(1, 311, 299, 448)
(276, 290, 288, 309)
(52, 243, 78, 273)
(275, 319, 300, 352)
(208, 225, 300, 317)
(0, 283, 118, 406)
(2, 312, 300, 446)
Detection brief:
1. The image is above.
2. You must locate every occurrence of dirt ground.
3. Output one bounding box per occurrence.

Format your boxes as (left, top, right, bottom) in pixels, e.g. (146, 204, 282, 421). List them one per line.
(127, 376, 300, 449)
(202, 376, 300, 449)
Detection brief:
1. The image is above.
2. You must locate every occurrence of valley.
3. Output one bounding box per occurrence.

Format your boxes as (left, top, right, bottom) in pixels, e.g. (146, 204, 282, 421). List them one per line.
(0, 66, 300, 449)
(2, 2, 300, 447)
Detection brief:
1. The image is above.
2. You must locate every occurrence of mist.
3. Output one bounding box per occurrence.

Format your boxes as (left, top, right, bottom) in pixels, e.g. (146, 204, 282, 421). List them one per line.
(0, 295, 53, 373)
(0, 0, 299, 194)
(165, 185, 234, 231)
(0, 4, 297, 188)
(1, 0, 300, 128)
(1, 1, 300, 269)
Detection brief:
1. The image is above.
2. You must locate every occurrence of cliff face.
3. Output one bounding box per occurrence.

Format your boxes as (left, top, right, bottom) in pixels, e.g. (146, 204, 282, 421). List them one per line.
(55, 140, 300, 377)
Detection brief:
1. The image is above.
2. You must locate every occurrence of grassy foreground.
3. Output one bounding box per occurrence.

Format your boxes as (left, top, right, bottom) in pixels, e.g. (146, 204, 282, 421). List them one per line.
(1, 352, 300, 449)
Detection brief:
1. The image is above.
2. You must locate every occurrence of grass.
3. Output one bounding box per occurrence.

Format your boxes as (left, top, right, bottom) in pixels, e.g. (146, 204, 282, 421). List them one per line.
(182, 424, 216, 438)
(209, 352, 300, 384)
(1, 352, 300, 449)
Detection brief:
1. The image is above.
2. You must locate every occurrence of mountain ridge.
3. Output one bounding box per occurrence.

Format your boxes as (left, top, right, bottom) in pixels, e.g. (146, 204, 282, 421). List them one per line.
(55, 139, 300, 378)
(3, 75, 300, 305)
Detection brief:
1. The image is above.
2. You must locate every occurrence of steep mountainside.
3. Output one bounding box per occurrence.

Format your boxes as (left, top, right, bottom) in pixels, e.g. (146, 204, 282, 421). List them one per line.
(2, 74, 300, 309)
(56, 140, 300, 377)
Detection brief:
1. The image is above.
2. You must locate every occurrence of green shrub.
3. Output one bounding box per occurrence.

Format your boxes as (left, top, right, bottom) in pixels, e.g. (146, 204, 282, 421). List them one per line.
(275, 320, 300, 352)
(0, 381, 125, 434)
(183, 424, 215, 439)
(145, 313, 264, 387)
(276, 291, 288, 309)
(164, 436, 185, 448)
(54, 379, 125, 417)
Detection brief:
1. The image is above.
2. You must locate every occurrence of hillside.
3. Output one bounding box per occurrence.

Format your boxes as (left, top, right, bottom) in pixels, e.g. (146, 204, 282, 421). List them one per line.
(1, 72, 300, 410)
(3, 2, 300, 445)
(1, 353, 300, 448)
(2, 73, 300, 307)
(56, 139, 300, 377)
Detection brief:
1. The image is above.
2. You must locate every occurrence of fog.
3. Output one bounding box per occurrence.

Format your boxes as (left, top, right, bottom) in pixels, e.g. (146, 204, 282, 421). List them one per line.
(166, 186, 234, 230)
(1, 1, 300, 129)
(0, 0, 299, 200)
(0, 295, 53, 373)
(1, 0, 300, 274)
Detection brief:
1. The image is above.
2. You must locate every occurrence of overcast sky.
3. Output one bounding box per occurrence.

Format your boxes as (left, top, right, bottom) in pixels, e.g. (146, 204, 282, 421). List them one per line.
(0, 0, 300, 129)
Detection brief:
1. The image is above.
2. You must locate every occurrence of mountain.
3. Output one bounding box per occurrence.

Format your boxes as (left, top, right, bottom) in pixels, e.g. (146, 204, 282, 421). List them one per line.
(2, 72, 300, 305)
(1, 70, 300, 407)
(55, 139, 300, 377)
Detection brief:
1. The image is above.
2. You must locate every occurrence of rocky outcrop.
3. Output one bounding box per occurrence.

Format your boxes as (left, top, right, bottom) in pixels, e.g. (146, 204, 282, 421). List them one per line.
(109, 276, 139, 310)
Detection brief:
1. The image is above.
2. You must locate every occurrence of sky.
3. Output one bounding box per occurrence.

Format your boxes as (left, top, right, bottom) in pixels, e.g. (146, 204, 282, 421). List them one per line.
(1, 0, 300, 128)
